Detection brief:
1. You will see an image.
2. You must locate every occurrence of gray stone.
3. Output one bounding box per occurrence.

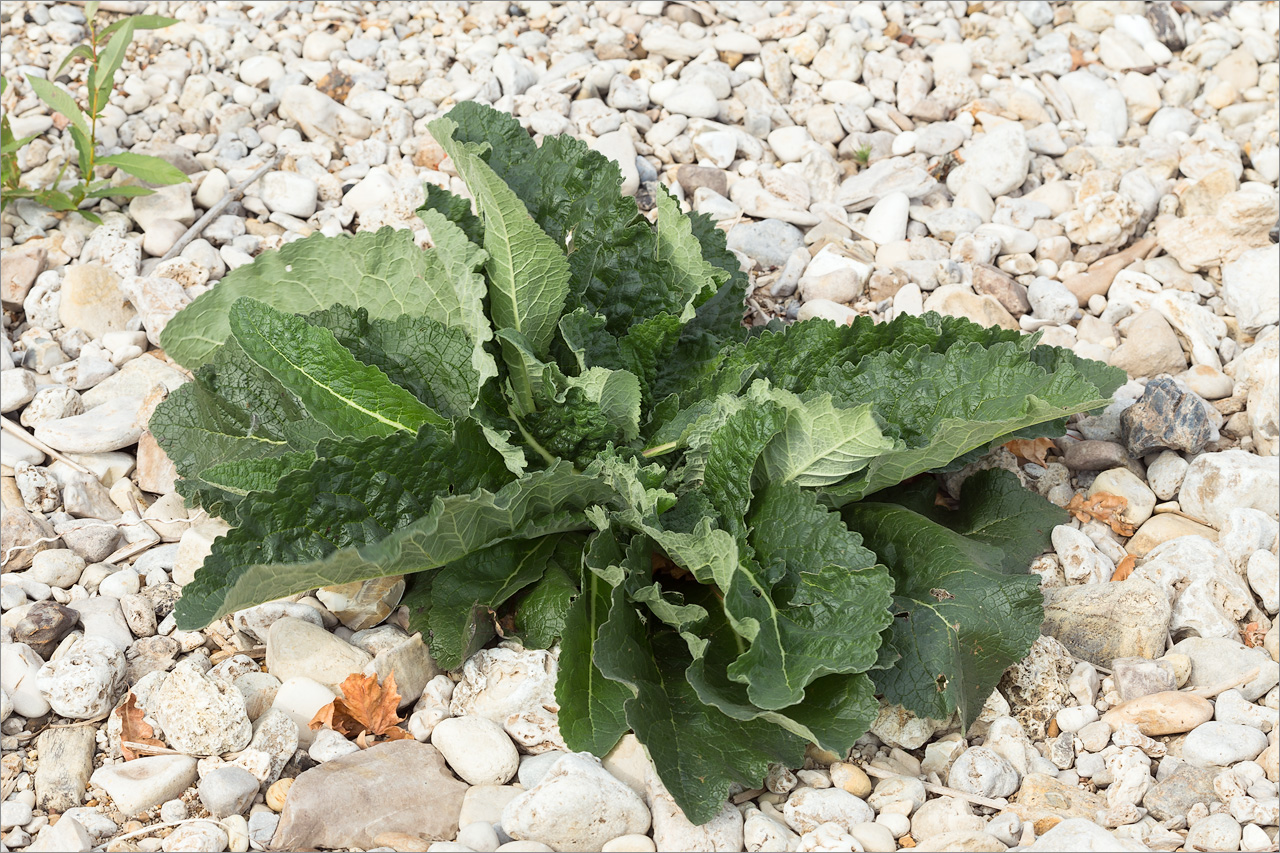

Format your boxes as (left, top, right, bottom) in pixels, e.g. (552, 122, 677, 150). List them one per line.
(1121, 377, 1214, 456)
(1061, 440, 1132, 473)
(1142, 764, 1219, 820)
(34, 395, 144, 454)
(151, 660, 253, 756)
(726, 219, 805, 269)
(1042, 580, 1171, 667)
(1112, 658, 1176, 702)
(1169, 637, 1279, 701)
(34, 725, 96, 812)
(272, 741, 467, 850)
(265, 616, 373, 690)
(36, 635, 127, 719)
(68, 596, 133, 650)
(198, 767, 260, 818)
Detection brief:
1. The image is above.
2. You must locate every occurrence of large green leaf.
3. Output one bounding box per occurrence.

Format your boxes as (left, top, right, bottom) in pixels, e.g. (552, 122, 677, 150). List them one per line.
(307, 304, 480, 419)
(844, 469, 1058, 726)
(556, 530, 633, 757)
(758, 389, 893, 487)
(229, 299, 447, 437)
(723, 482, 893, 710)
(441, 102, 740, 339)
(422, 535, 563, 669)
(431, 115, 571, 357)
(160, 227, 476, 369)
(594, 578, 804, 824)
(417, 182, 483, 244)
(820, 338, 1120, 504)
(175, 459, 615, 629)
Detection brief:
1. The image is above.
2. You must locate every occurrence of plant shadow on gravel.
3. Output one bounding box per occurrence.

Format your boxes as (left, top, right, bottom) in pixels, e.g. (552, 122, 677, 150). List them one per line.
(151, 102, 1124, 823)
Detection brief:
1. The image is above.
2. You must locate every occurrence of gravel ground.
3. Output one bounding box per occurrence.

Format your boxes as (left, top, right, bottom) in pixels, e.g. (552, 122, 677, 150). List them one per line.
(1, 1, 1279, 851)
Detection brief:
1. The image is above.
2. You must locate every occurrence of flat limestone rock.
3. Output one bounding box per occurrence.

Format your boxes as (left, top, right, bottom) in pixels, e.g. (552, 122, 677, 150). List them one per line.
(272, 741, 466, 850)
(1040, 579, 1170, 666)
(1006, 774, 1105, 832)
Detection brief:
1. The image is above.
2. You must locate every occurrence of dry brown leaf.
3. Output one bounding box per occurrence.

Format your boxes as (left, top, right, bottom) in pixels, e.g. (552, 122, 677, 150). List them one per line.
(1004, 437, 1056, 467)
(308, 671, 410, 745)
(116, 694, 166, 761)
(1110, 554, 1137, 582)
(1065, 492, 1136, 537)
(1243, 621, 1267, 648)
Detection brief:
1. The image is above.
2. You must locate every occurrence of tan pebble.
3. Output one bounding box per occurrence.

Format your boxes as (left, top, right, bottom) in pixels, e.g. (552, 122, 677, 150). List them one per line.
(1101, 690, 1213, 735)
(1158, 653, 1192, 687)
(265, 778, 293, 812)
(830, 762, 872, 798)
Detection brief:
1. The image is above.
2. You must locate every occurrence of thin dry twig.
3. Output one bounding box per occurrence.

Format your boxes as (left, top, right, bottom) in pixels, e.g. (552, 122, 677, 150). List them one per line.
(2, 417, 92, 474)
(161, 150, 283, 261)
(1185, 666, 1262, 699)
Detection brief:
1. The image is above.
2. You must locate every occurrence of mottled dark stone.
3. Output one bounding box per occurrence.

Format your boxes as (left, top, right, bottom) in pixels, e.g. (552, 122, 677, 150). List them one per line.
(1061, 440, 1129, 472)
(1144, 765, 1220, 821)
(972, 263, 1031, 316)
(1145, 3, 1186, 51)
(140, 582, 183, 621)
(1121, 377, 1213, 457)
(13, 601, 79, 659)
(676, 164, 729, 198)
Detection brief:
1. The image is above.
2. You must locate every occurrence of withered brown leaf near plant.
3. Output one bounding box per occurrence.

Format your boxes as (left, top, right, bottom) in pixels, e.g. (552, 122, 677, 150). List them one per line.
(1065, 491, 1136, 537)
(116, 693, 166, 761)
(308, 671, 411, 746)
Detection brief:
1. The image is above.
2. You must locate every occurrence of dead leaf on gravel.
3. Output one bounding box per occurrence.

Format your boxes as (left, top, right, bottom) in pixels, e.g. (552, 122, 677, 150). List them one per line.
(117, 694, 166, 761)
(309, 671, 411, 746)
(1004, 437, 1056, 467)
(1065, 492, 1136, 537)
(1110, 554, 1136, 582)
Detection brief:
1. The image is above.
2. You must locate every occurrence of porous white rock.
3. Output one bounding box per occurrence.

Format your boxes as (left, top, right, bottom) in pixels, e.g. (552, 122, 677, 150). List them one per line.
(35, 635, 127, 720)
(450, 644, 565, 753)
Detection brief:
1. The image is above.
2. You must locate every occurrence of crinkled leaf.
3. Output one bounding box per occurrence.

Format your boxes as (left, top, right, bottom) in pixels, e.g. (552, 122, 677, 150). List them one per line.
(423, 535, 563, 670)
(175, 459, 614, 629)
(722, 482, 893, 710)
(844, 469, 1055, 726)
(307, 304, 480, 419)
(431, 115, 570, 357)
(417, 182, 482, 244)
(509, 558, 581, 651)
(594, 578, 804, 825)
(229, 298, 447, 437)
(758, 389, 893, 487)
(556, 530, 632, 756)
(820, 338, 1121, 504)
(161, 227, 476, 369)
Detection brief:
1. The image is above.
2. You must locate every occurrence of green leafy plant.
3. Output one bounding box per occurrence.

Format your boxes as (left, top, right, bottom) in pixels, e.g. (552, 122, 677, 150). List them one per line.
(852, 143, 873, 166)
(0, 2, 187, 221)
(153, 103, 1123, 823)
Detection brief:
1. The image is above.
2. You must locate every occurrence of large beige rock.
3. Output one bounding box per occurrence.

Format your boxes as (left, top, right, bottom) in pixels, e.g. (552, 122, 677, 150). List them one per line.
(1108, 310, 1187, 378)
(265, 617, 372, 691)
(58, 264, 134, 339)
(923, 285, 1019, 330)
(1007, 774, 1105, 831)
(1101, 691, 1214, 735)
(1041, 579, 1170, 666)
(272, 741, 466, 850)
(1126, 513, 1218, 557)
(1179, 449, 1279, 527)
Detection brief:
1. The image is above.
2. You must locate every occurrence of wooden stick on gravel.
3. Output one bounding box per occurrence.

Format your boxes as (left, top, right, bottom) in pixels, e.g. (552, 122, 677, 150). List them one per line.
(1185, 666, 1262, 699)
(1, 417, 92, 475)
(860, 763, 1010, 810)
(160, 150, 283, 262)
